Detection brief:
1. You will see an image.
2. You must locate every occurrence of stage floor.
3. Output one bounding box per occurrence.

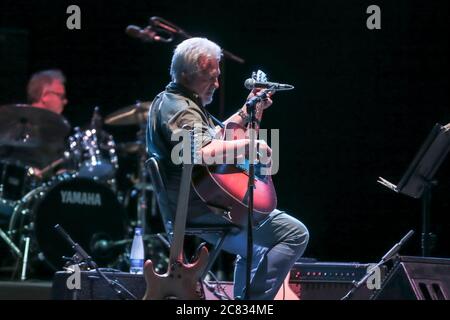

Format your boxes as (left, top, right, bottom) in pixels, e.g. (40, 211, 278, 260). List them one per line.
(0, 280, 52, 300)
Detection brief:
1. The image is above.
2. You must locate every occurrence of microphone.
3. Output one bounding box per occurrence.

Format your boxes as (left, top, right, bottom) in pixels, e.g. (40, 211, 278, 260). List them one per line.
(125, 25, 161, 42)
(244, 78, 294, 91)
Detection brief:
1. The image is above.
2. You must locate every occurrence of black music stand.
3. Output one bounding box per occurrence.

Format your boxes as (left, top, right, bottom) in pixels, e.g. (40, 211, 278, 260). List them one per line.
(378, 123, 450, 256)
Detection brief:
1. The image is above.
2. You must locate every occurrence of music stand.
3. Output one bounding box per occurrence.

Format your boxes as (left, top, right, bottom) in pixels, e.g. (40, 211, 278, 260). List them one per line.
(378, 123, 450, 256)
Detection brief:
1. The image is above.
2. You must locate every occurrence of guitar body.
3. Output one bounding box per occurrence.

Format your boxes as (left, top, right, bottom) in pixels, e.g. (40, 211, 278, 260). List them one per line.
(192, 122, 277, 226)
(193, 165, 276, 226)
(143, 245, 209, 300)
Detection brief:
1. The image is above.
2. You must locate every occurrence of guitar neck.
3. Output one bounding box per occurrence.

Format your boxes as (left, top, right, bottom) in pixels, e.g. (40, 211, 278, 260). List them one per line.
(169, 163, 194, 263)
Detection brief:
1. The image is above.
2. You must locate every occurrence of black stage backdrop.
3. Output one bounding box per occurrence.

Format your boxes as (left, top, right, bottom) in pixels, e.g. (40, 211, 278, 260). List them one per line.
(1, 0, 449, 267)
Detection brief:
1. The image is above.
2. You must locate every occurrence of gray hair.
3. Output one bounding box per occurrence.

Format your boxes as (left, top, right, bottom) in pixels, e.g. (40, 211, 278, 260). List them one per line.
(170, 37, 222, 83)
(27, 69, 66, 103)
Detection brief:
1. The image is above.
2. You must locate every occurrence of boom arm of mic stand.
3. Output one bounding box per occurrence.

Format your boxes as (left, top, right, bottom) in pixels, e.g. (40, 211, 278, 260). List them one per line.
(150, 16, 245, 64)
(341, 229, 414, 300)
(54, 224, 137, 300)
(340, 260, 385, 300)
(93, 269, 138, 300)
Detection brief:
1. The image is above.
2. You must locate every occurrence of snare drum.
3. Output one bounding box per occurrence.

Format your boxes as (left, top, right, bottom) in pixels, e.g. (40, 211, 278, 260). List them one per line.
(8, 174, 127, 272)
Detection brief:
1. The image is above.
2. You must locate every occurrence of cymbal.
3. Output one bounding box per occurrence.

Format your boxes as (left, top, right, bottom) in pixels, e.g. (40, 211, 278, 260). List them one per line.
(104, 101, 152, 126)
(0, 104, 71, 167)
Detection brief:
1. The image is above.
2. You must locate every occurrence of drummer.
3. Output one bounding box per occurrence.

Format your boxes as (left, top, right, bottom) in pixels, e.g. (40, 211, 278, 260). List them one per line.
(0, 70, 70, 222)
(27, 69, 68, 114)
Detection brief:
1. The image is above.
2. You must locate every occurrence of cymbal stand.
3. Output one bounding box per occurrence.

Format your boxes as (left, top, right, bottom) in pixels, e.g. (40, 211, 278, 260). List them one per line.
(0, 227, 22, 258)
(134, 103, 156, 236)
(20, 236, 30, 280)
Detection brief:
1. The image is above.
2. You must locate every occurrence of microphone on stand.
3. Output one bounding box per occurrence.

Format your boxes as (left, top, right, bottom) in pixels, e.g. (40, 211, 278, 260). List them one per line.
(125, 25, 162, 42)
(125, 24, 173, 43)
(244, 78, 294, 91)
(149, 16, 188, 38)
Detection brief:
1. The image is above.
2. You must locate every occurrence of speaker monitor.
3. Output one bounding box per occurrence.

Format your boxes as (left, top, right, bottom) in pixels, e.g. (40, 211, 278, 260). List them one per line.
(373, 256, 450, 300)
(52, 270, 146, 300)
(288, 261, 385, 300)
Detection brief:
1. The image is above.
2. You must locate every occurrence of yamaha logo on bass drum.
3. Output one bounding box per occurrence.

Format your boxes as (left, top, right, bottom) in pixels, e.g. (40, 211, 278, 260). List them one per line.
(60, 190, 102, 206)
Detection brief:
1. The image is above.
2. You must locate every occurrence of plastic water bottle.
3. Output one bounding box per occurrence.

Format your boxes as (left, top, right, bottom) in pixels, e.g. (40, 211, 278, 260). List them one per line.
(129, 227, 144, 274)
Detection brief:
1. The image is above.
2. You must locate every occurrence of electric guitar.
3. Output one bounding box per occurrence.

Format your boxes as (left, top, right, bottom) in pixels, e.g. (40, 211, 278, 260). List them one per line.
(143, 129, 208, 300)
(192, 70, 277, 226)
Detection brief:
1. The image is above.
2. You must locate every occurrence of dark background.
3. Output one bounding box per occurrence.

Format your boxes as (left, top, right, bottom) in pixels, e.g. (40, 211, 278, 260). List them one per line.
(1, 0, 449, 271)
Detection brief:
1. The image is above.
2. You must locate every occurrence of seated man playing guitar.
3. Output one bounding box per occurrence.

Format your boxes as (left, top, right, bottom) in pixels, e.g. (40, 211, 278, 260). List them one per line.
(146, 37, 309, 300)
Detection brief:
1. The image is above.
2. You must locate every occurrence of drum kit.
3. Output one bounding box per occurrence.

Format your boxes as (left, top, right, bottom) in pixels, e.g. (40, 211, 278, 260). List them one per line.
(0, 102, 168, 280)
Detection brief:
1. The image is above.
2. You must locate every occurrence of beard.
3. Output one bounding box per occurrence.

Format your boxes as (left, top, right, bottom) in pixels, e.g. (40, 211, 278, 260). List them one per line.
(202, 91, 215, 106)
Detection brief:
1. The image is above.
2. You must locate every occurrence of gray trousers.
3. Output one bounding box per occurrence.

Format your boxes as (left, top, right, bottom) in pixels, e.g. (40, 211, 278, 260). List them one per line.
(192, 209, 309, 300)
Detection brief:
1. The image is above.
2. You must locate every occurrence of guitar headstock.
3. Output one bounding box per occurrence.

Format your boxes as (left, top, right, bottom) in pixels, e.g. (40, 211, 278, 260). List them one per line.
(252, 70, 268, 83)
(251, 69, 273, 97)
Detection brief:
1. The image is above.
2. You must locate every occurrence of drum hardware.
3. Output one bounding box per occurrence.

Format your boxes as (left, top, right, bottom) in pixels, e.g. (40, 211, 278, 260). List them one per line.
(0, 102, 169, 279)
(133, 115, 155, 236)
(67, 107, 119, 189)
(7, 175, 127, 279)
(0, 161, 42, 202)
(0, 103, 71, 239)
(20, 236, 31, 281)
(104, 101, 157, 236)
(0, 227, 22, 258)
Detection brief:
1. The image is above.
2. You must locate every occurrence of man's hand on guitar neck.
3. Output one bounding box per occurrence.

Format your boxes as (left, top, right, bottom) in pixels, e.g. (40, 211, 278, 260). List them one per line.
(221, 89, 274, 129)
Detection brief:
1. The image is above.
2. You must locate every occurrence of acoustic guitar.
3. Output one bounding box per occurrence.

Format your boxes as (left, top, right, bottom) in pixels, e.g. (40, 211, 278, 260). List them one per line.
(192, 70, 277, 226)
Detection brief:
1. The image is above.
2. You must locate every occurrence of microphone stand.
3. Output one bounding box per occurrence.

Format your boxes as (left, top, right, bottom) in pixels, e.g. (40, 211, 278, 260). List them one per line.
(148, 16, 245, 118)
(54, 224, 137, 300)
(242, 91, 268, 300)
(341, 230, 414, 300)
(149, 16, 244, 64)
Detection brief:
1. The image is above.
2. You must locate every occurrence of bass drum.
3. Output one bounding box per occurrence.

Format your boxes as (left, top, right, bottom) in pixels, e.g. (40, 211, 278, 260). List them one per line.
(9, 174, 127, 274)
